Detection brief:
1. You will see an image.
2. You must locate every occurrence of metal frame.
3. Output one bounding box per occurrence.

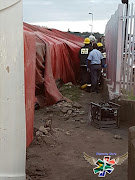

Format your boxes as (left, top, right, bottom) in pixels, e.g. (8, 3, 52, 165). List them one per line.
(88, 102, 120, 129)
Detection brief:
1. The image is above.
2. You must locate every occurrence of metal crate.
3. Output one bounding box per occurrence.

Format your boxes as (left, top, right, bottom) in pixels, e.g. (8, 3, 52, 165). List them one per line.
(88, 102, 120, 129)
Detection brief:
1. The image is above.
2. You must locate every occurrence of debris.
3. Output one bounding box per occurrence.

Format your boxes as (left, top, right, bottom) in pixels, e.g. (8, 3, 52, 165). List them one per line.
(65, 131, 71, 136)
(44, 119, 52, 129)
(54, 128, 64, 132)
(36, 131, 43, 137)
(46, 107, 52, 113)
(71, 113, 77, 117)
(67, 109, 72, 115)
(61, 107, 69, 113)
(80, 120, 86, 124)
(63, 114, 70, 120)
(44, 127, 51, 131)
(74, 117, 80, 121)
(72, 102, 82, 108)
(33, 127, 38, 136)
(65, 82, 73, 86)
(56, 103, 62, 107)
(37, 136, 43, 142)
(74, 109, 80, 113)
(79, 111, 85, 115)
(63, 102, 72, 108)
(39, 126, 49, 135)
(50, 144, 55, 147)
(52, 104, 57, 108)
(26, 175, 33, 180)
(113, 135, 122, 139)
(49, 114, 53, 117)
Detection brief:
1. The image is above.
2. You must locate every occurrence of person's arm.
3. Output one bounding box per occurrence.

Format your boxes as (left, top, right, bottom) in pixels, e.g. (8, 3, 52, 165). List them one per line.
(88, 60, 91, 68)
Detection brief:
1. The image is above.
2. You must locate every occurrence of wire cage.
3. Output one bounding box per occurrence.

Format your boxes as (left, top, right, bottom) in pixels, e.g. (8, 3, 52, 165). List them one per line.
(88, 102, 120, 129)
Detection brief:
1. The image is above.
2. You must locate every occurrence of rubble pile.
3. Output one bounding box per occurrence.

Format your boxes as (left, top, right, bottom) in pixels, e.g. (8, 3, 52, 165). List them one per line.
(35, 100, 87, 139)
(51, 100, 86, 121)
(36, 118, 52, 138)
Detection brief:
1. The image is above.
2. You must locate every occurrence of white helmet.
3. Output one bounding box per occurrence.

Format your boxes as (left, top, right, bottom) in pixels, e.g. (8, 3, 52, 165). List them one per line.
(89, 35, 96, 42)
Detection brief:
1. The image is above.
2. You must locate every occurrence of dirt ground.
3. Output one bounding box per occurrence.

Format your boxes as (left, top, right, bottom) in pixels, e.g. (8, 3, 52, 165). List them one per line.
(26, 89, 128, 180)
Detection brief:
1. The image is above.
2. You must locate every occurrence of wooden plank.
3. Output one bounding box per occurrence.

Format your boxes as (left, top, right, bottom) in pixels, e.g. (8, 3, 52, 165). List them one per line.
(108, 102, 121, 107)
(100, 126, 119, 130)
(92, 122, 118, 129)
(91, 102, 101, 108)
(101, 107, 119, 110)
(94, 119, 116, 125)
(101, 118, 117, 121)
(100, 124, 117, 128)
(91, 121, 118, 129)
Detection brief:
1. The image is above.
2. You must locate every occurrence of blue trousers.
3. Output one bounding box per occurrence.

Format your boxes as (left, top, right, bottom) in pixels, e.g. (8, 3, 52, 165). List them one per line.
(90, 64, 101, 92)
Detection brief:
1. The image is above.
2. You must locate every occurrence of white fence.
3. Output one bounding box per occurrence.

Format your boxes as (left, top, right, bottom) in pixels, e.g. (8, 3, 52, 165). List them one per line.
(105, 3, 135, 98)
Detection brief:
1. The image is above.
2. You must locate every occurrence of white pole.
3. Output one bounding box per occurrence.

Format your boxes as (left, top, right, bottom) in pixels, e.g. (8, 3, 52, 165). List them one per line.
(89, 12, 93, 34)
(0, 1, 26, 179)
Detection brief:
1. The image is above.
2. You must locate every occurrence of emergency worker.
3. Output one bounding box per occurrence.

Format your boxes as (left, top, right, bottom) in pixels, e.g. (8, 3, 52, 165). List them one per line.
(89, 35, 97, 46)
(79, 38, 92, 85)
(97, 42, 106, 68)
(97, 42, 103, 53)
(87, 43, 103, 93)
(96, 42, 105, 88)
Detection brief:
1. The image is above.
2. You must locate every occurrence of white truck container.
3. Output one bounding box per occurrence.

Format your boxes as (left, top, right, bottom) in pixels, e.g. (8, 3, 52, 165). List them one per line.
(0, 0, 26, 179)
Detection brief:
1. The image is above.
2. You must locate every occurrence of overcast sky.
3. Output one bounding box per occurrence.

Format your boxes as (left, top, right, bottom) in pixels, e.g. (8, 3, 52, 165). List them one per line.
(23, 0, 135, 33)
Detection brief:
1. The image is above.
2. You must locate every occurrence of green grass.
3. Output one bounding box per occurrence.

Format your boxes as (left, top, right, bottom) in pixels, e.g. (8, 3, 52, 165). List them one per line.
(121, 88, 135, 101)
(127, 94, 135, 101)
(59, 84, 81, 101)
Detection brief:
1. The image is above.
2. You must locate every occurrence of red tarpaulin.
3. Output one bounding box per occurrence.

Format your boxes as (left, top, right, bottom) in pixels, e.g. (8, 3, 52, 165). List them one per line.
(24, 30, 36, 148)
(23, 22, 84, 106)
(23, 23, 84, 147)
